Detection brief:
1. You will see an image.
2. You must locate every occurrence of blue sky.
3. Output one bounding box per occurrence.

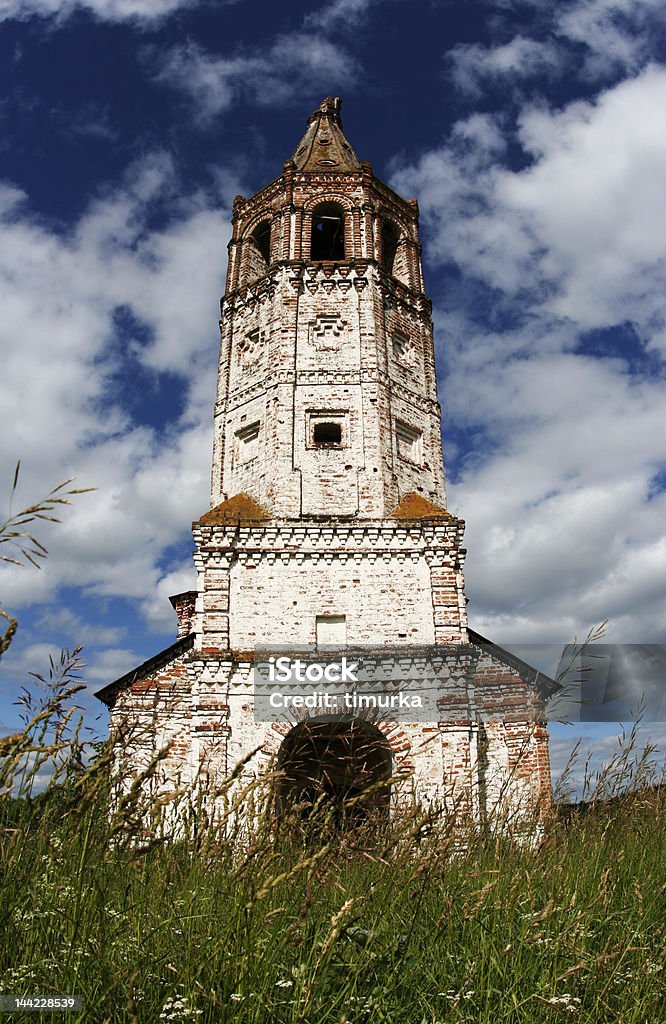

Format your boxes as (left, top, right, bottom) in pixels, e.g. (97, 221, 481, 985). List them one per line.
(1, 0, 665, 793)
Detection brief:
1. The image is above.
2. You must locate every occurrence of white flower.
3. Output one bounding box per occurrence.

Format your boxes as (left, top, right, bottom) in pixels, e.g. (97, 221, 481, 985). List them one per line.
(546, 994, 581, 1011)
(158, 993, 202, 1021)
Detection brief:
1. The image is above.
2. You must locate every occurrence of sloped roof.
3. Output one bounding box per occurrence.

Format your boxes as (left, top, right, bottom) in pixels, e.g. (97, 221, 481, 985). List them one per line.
(198, 493, 270, 524)
(288, 96, 361, 172)
(95, 634, 195, 707)
(389, 492, 453, 520)
(468, 628, 560, 700)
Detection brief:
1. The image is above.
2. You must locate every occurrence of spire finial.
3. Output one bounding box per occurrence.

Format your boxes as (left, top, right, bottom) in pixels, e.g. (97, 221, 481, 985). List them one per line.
(306, 96, 342, 128)
(319, 96, 341, 119)
(289, 97, 359, 172)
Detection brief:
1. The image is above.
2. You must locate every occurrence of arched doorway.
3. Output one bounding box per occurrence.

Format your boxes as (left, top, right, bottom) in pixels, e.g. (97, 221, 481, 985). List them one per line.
(277, 720, 392, 827)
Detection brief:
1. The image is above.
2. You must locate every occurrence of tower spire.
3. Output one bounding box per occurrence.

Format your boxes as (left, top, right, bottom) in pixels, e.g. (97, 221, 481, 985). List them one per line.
(288, 96, 361, 172)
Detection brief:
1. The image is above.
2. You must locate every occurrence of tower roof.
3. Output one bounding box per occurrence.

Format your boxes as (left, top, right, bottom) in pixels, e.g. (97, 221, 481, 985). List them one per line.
(288, 97, 361, 172)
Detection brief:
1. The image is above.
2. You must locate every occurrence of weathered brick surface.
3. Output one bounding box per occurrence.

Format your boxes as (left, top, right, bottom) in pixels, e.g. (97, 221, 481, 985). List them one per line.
(97, 98, 552, 837)
(169, 592, 196, 639)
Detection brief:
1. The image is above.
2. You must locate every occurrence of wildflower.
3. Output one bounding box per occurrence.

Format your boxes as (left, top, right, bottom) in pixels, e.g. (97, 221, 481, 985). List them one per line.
(275, 980, 293, 988)
(158, 993, 202, 1021)
(229, 993, 243, 1002)
(546, 994, 581, 1013)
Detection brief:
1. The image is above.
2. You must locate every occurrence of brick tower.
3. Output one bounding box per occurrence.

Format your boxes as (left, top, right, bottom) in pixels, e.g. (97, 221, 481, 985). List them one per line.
(97, 98, 553, 833)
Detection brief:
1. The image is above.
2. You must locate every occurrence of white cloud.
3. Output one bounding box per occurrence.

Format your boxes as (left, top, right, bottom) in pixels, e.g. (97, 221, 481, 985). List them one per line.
(396, 67, 666, 339)
(0, 150, 233, 628)
(557, 0, 666, 79)
(79, 646, 143, 684)
(154, 34, 358, 121)
(304, 0, 379, 32)
(391, 67, 666, 646)
(505, 67, 666, 332)
(455, 0, 666, 89)
(449, 37, 562, 99)
(142, 565, 196, 630)
(0, 0, 206, 25)
(0, 636, 137, 688)
(35, 607, 126, 646)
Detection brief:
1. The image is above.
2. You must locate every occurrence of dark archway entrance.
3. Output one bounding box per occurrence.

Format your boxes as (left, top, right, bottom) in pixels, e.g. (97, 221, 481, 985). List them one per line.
(277, 720, 392, 827)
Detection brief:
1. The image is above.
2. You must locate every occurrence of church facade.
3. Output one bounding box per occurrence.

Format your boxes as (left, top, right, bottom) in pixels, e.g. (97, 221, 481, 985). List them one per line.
(97, 98, 553, 834)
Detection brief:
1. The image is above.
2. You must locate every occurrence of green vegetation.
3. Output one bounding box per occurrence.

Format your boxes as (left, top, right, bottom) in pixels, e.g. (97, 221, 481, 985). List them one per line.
(1, 474, 664, 1023)
(1, 695, 664, 1024)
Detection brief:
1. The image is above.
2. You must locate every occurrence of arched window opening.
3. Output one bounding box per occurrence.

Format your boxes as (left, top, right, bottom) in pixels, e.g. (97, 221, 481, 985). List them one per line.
(310, 202, 345, 261)
(381, 219, 400, 276)
(251, 220, 271, 264)
(245, 219, 272, 285)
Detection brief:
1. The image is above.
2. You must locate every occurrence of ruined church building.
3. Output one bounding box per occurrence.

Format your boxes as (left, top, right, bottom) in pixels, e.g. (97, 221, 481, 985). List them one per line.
(97, 98, 553, 833)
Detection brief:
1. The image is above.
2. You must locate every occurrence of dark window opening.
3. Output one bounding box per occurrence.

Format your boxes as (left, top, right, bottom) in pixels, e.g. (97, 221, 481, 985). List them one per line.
(251, 220, 271, 264)
(381, 219, 400, 275)
(313, 421, 342, 445)
(311, 202, 345, 261)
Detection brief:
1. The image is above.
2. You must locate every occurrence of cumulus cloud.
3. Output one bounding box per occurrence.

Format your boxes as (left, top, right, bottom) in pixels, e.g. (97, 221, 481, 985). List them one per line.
(391, 66, 666, 645)
(35, 607, 127, 647)
(154, 34, 358, 121)
(402, 66, 666, 342)
(0, 150, 232, 631)
(507, 68, 666, 333)
(0, 636, 138, 689)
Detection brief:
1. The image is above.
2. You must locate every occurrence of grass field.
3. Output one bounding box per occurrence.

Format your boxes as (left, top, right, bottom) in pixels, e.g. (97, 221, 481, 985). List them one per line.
(1, 689, 665, 1024)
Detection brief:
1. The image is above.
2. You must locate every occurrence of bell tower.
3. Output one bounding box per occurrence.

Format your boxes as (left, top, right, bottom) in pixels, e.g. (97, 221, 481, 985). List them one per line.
(98, 98, 553, 836)
(210, 95, 446, 521)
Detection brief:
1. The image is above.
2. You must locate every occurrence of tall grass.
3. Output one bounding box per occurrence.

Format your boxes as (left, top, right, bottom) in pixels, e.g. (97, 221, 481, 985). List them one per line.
(1, 478, 664, 1022)
(1, 686, 664, 1024)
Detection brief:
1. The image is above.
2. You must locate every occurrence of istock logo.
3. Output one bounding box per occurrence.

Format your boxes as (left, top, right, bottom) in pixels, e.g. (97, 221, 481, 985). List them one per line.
(252, 643, 595, 726)
(266, 656, 359, 684)
(254, 645, 444, 724)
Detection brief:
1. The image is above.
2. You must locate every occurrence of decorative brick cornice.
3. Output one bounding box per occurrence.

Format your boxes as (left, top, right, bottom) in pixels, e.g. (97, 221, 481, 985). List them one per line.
(192, 515, 466, 560)
(222, 368, 442, 414)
